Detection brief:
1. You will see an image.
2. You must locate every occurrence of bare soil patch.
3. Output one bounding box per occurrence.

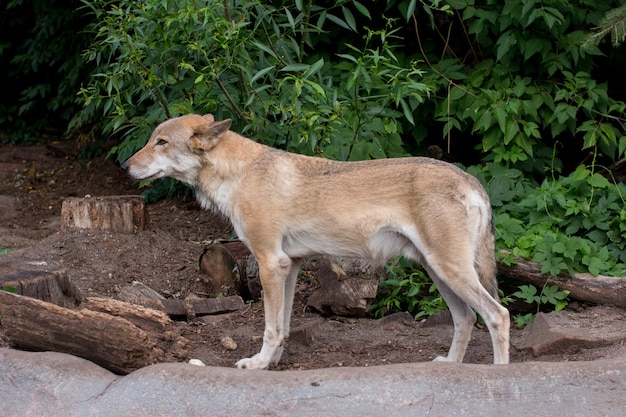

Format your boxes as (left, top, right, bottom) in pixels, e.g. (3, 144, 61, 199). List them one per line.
(2, 142, 626, 370)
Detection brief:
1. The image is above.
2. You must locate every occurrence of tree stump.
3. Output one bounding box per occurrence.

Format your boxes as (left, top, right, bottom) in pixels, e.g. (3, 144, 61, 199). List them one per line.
(61, 195, 146, 234)
(0, 256, 81, 308)
(199, 241, 262, 300)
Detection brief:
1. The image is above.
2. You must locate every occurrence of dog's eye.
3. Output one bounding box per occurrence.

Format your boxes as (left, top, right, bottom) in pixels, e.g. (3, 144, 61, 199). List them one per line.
(156, 138, 167, 146)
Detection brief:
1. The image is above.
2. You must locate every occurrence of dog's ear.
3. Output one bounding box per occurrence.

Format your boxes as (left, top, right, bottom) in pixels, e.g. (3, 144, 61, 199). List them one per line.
(190, 119, 232, 152)
(202, 114, 215, 123)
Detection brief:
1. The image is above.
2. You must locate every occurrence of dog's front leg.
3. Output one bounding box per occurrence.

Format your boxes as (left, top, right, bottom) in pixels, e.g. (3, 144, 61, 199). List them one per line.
(236, 253, 292, 370)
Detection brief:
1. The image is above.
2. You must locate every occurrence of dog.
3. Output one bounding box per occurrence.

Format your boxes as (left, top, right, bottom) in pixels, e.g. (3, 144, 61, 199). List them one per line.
(122, 114, 510, 369)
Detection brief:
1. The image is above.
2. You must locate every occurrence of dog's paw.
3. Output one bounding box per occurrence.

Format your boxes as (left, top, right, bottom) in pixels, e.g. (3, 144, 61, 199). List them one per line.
(236, 355, 270, 370)
(433, 355, 452, 362)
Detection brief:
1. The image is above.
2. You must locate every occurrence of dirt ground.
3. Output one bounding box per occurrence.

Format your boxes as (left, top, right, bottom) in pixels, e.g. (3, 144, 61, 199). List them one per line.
(1, 141, 626, 371)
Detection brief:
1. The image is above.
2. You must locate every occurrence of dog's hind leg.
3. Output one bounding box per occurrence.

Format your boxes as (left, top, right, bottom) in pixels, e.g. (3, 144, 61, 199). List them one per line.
(429, 264, 510, 364)
(236, 252, 292, 370)
(429, 275, 477, 363)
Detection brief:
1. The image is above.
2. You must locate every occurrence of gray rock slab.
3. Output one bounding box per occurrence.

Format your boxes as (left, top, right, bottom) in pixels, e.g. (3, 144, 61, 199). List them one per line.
(0, 349, 626, 417)
(2, 347, 625, 417)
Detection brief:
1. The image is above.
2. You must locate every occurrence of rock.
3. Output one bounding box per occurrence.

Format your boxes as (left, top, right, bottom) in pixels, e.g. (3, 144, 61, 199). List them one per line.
(420, 310, 453, 327)
(289, 320, 321, 346)
(3, 348, 626, 416)
(220, 336, 238, 351)
(376, 311, 416, 327)
(514, 307, 626, 356)
(117, 281, 165, 302)
(307, 258, 378, 317)
(0, 194, 17, 221)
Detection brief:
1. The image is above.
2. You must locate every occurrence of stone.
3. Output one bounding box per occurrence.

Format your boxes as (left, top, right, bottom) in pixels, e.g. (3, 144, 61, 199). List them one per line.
(514, 307, 626, 356)
(117, 281, 165, 302)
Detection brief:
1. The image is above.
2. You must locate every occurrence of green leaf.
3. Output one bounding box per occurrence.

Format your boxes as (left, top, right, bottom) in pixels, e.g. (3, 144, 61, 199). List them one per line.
(353, 1, 371, 19)
(405, 0, 417, 22)
(399, 98, 415, 125)
(493, 104, 507, 133)
(503, 119, 520, 145)
(304, 58, 324, 79)
(523, 38, 544, 60)
(619, 136, 626, 158)
(496, 31, 516, 62)
(588, 173, 610, 189)
(326, 13, 351, 30)
(342, 6, 357, 32)
(250, 65, 276, 84)
(280, 63, 311, 72)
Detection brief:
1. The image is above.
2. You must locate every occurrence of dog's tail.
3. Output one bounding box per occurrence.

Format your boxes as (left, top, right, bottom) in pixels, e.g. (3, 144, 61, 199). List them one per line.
(475, 202, 499, 301)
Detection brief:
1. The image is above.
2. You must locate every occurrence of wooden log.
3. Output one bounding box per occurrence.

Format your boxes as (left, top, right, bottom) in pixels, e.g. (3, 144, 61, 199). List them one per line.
(199, 244, 241, 295)
(128, 295, 246, 320)
(0, 256, 81, 308)
(497, 256, 626, 309)
(0, 291, 189, 375)
(199, 241, 261, 300)
(61, 195, 146, 233)
(307, 258, 378, 317)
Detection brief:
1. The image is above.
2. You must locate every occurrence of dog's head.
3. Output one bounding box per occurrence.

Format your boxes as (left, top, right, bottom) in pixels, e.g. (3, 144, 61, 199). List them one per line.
(121, 114, 232, 185)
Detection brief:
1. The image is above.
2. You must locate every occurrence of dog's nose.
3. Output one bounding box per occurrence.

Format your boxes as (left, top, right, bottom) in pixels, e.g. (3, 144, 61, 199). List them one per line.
(120, 161, 129, 171)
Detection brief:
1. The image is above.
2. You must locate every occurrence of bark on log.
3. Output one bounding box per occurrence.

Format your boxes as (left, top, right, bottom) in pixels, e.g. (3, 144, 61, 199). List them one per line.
(61, 195, 146, 233)
(128, 295, 246, 320)
(0, 257, 81, 308)
(497, 257, 626, 309)
(0, 291, 189, 374)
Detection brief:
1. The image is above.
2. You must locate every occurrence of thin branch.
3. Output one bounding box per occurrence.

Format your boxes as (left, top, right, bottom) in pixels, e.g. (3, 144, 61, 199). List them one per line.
(216, 76, 245, 120)
(412, 14, 482, 101)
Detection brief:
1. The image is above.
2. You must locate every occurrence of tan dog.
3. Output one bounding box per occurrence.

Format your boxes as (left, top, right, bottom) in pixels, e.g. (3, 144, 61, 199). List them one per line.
(122, 114, 510, 369)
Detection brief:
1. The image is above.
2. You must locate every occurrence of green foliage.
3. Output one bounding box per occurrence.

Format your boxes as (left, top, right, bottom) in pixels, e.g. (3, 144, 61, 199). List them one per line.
(512, 284, 570, 312)
(0, 248, 16, 256)
(74, 0, 429, 163)
(469, 163, 626, 277)
(1, 285, 18, 294)
(371, 257, 447, 319)
(505, 284, 570, 327)
(417, 0, 626, 171)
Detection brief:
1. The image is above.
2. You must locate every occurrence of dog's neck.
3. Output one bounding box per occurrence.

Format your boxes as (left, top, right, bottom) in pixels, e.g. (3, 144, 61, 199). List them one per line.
(192, 131, 270, 216)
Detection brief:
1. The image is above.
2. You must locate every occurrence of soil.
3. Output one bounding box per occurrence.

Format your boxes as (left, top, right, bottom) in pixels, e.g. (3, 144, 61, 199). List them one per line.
(1, 141, 626, 371)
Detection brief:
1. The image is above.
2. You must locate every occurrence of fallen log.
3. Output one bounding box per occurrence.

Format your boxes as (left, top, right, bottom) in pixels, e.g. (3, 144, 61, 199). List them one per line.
(497, 256, 626, 309)
(0, 291, 188, 374)
(128, 295, 246, 320)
